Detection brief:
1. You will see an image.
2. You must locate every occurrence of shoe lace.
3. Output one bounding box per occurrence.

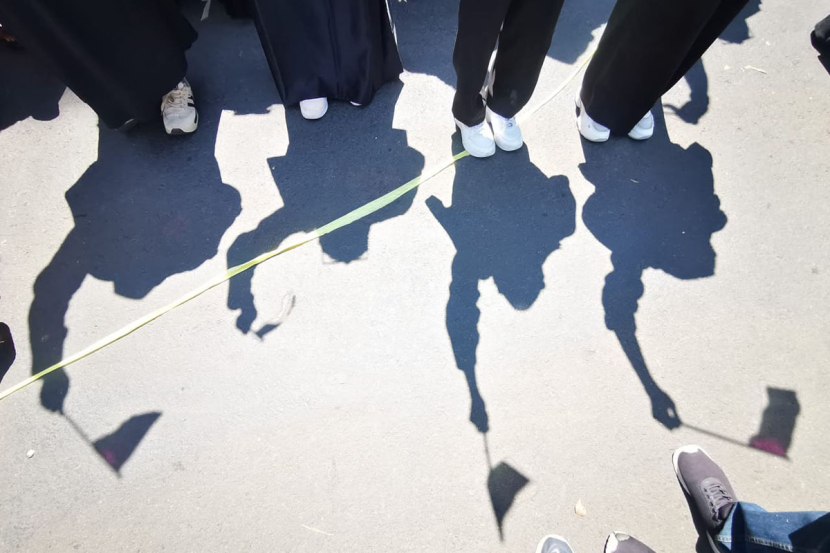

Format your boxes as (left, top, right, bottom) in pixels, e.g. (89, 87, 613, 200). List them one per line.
(164, 84, 189, 111)
(704, 481, 734, 518)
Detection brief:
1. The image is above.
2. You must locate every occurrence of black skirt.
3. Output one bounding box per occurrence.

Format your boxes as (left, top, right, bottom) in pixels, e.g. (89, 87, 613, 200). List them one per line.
(0, 0, 197, 128)
(250, 0, 403, 106)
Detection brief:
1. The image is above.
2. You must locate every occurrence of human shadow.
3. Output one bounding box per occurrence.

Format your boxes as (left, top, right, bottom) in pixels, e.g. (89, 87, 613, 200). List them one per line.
(226, 82, 425, 333)
(427, 144, 575, 433)
(580, 109, 727, 430)
(0, 44, 64, 132)
(26, 9, 271, 468)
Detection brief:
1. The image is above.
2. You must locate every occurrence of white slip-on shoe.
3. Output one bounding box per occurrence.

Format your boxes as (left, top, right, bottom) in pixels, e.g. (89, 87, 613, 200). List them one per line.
(161, 79, 198, 135)
(486, 107, 523, 151)
(575, 94, 610, 142)
(628, 110, 654, 140)
(454, 118, 496, 158)
(299, 97, 328, 120)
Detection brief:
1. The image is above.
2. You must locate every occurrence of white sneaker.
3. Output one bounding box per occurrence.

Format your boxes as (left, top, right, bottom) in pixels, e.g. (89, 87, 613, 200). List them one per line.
(575, 94, 610, 142)
(300, 97, 328, 120)
(161, 79, 198, 135)
(485, 107, 523, 151)
(454, 118, 496, 158)
(628, 110, 654, 140)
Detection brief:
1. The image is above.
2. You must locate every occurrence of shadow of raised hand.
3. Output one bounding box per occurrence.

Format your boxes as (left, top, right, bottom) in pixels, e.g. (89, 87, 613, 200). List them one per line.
(429, 145, 575, 434)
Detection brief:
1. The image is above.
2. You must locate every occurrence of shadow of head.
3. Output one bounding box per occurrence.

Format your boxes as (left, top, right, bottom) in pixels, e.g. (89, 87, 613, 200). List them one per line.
(267, 81, 425, 263)
(430, 145, 576, 309)
(580, 109, 727, 280)
(48, 10, 286, 299)
(62, 120, 242, 299)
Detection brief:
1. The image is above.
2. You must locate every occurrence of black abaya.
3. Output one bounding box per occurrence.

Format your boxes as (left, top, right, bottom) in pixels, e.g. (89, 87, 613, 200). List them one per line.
(580, 0, 748, 134)
(250, 0, 402, 106)
(0, 0, 196, 128)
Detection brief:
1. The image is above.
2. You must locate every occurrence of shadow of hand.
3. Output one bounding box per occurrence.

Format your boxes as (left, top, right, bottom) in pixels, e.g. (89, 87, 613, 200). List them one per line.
(651, 386, 682, 430)
(471, 393, 490, 433)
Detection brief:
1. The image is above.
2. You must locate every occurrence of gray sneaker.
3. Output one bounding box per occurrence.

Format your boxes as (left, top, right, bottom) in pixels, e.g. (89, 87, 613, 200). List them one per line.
(604, 532, 656, 553)
(673, 445, 737, 532)
(535, 534, 574, 553)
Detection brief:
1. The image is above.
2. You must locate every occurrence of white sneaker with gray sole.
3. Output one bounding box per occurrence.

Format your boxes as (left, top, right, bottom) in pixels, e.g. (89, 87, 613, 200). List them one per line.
(161, 79, 198, 135)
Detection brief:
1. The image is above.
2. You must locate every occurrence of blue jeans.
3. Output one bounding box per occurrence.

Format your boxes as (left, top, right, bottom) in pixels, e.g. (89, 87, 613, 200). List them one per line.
(715, 502, 830, 553)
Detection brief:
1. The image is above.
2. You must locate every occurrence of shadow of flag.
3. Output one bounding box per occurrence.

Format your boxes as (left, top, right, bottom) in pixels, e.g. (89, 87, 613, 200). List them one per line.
(749, 388, 800, 458)
(487, 461, 530, 540)
(93, 412, 161, 473)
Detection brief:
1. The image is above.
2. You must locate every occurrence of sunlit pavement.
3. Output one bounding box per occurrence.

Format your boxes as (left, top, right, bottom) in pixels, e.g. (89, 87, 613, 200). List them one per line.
(1, 1, 828, 551)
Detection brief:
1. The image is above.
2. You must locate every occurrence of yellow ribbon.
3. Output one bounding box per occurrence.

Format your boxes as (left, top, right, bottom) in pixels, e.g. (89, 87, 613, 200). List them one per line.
(0, 51, 592, 403)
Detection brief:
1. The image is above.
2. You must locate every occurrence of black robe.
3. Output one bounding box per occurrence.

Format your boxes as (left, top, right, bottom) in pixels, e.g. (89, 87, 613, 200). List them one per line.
(250, 0, 402, 106)
(0, 0, 196, 128)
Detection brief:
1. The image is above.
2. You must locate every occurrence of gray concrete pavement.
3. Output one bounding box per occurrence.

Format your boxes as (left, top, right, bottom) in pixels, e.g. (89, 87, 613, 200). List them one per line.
(1, 0, 829, 551)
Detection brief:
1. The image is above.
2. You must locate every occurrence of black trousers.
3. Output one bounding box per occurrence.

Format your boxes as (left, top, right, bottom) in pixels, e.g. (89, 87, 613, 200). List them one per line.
(581, 0, 748, 135)
(0, 0, 195, 128)
(452, 0, 564, 126)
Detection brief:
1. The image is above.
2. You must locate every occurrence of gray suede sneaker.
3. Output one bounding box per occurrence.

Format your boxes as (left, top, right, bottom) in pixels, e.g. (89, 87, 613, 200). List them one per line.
(535, 534, 574, 553)
(604, 533, 656, 553)
(673, 445, 737, 532)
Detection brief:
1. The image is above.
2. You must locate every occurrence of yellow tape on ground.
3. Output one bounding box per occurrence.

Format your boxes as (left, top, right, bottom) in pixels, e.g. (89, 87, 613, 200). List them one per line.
(0, 52, 592, 403)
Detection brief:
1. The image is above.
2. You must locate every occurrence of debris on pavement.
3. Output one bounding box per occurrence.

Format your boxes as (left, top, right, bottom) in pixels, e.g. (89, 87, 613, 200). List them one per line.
(745, 65, 768, 74)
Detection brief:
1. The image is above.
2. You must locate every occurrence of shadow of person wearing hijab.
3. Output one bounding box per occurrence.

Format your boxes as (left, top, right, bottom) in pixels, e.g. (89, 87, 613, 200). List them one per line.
(226, 82, 425, 334)
(427, 143, 575, 433)
(580, 108, 727, 430)
(25, 8, 272, 471)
